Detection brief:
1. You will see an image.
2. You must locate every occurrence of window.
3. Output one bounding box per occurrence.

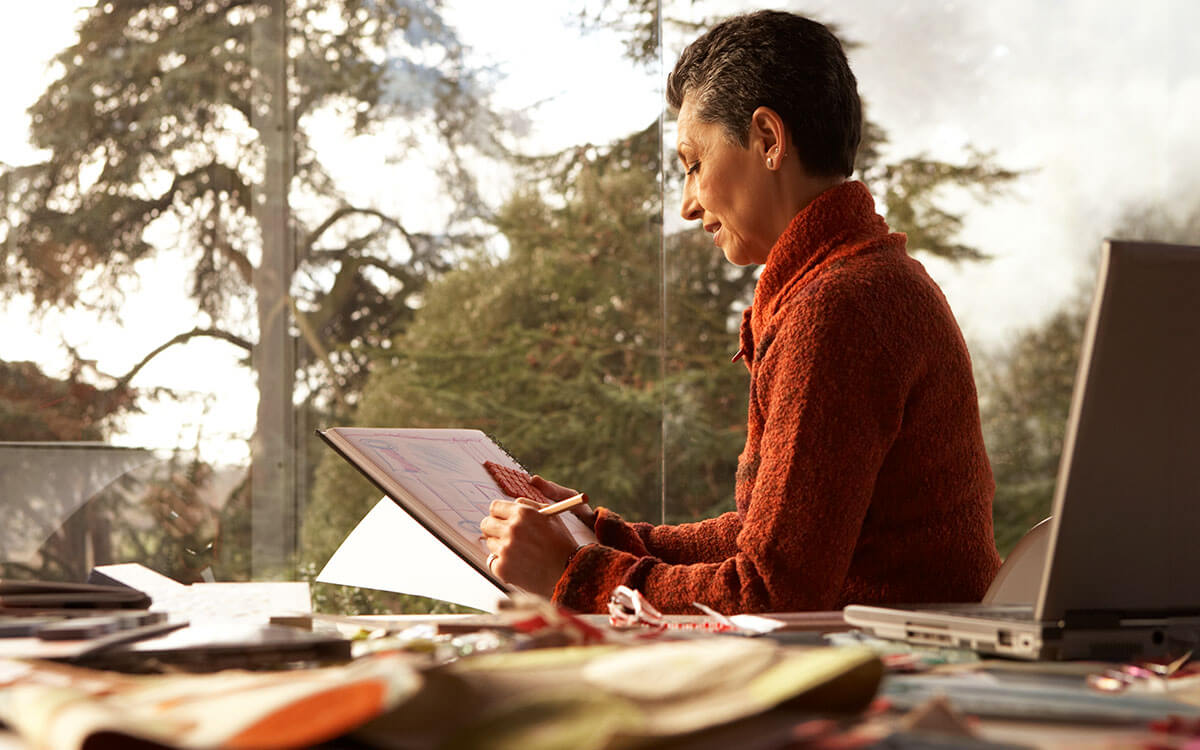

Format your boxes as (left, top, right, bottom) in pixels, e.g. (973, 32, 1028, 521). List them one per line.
(2, 1, 1195, 604)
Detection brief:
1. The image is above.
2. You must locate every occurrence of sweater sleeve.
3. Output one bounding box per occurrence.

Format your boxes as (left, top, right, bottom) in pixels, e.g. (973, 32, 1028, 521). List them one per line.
(591, 507, 742, 563)
(553, 281, 909, 614)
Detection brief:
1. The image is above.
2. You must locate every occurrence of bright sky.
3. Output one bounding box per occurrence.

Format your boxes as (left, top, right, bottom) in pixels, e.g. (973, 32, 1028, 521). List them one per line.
(2, 0, 1198, 462)
(0, 2, 256, 460)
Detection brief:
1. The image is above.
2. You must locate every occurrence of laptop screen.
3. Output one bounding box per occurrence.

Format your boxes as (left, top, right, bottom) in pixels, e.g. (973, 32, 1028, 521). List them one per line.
(1037, 240, 1200, 620)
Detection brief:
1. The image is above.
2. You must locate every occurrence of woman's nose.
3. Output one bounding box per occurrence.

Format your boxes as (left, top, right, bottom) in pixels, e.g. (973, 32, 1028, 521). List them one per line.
(680, 183, 702, 221)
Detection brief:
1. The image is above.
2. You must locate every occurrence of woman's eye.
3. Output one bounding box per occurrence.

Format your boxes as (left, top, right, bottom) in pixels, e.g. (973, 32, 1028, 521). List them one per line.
(686, 162, 700, 176)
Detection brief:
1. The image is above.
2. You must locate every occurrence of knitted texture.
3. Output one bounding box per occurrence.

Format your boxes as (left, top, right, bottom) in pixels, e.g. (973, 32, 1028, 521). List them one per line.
(553, 181, 1001, 614)
(483, 461, 552, 505)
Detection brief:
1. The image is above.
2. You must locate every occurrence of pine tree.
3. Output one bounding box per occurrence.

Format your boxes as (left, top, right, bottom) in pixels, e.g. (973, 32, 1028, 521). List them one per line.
(0, 0, 506, 574)
(980, 202, 1200, 554)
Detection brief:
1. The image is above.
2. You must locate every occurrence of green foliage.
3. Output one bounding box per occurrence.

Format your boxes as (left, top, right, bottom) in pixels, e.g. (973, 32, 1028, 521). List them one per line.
(978, 303, 1087, 556)
(0, 0, 502, 415)
(0, 0, 506, 588)
(980, 200, 1200, 556)
(300, 124, 750, 598)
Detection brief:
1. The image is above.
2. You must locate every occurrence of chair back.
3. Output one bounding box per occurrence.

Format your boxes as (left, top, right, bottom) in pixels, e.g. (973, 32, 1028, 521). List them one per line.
(983, 517, 1052, 605)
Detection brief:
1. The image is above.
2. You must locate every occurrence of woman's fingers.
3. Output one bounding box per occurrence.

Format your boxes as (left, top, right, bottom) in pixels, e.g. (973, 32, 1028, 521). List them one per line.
(482, 499, 541, 547)
(479, 514, 500, 538)
(479, 512, 508, 578)
(488, 498, 519, 519)
(570, 503, 597, 527)
(481, 499, 545, 585)
(483, 535, 502, 557)
(489, 497, 542, 521)
(530, 475, 579, 501)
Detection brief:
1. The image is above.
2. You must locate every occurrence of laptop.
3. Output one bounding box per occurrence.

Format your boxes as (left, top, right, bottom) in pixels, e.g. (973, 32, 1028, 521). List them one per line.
(844, 239, 1200, 660)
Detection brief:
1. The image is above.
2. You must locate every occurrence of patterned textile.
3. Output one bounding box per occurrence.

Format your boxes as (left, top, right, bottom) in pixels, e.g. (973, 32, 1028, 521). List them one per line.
(483, 460, 552, 505)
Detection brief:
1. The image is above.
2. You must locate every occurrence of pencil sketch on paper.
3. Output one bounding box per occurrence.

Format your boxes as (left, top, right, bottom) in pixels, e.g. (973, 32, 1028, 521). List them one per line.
(336, 429, 519, 552)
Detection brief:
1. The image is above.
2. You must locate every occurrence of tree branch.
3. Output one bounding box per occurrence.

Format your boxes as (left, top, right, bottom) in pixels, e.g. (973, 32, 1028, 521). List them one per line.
(116, 327, 253, 388)
(307, 247, 420, 287)
(304, 205, 415, 256)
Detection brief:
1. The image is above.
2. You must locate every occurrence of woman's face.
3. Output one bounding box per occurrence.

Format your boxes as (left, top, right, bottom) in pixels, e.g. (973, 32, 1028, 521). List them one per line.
(676, 99, 776, 266)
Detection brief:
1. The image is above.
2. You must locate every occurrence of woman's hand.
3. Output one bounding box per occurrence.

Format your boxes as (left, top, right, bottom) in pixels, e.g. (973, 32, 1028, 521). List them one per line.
(480, 498, 582, 597)
(531, 475, 597, 528)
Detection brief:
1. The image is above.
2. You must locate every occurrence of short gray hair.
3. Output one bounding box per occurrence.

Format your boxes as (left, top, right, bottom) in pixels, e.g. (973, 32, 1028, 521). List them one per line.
(667, 11, 862, 177)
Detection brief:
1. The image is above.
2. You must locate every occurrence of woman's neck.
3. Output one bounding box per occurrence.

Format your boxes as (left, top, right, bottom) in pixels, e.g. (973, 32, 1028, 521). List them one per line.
(765, 172, 848, 254)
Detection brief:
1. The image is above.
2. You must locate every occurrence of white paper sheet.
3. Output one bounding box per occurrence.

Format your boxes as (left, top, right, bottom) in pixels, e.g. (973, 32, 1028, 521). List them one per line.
(94, 562, 312, 623)
(92, 562, 186, 596)
(317, 497, 508, 613)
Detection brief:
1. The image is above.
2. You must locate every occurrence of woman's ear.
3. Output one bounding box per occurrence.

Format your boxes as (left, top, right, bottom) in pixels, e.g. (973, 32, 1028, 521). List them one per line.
(748, 106, 787, 167)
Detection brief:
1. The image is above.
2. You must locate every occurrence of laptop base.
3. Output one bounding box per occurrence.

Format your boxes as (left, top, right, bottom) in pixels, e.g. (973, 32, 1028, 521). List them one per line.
(845, 604, 1200, 661)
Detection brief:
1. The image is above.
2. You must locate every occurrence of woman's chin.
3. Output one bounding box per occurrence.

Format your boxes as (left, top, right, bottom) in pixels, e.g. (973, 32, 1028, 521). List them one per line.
(721, 245, 754, 267)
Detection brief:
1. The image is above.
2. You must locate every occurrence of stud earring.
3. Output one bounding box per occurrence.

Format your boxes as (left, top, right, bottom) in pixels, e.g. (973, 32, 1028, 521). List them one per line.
(766, 156, 775, 169)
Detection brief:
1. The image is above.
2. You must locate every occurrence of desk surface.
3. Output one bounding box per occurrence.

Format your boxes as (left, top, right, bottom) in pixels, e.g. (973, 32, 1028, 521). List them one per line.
(2, 612, 1196, 750)
(0, 700, 1168, 749)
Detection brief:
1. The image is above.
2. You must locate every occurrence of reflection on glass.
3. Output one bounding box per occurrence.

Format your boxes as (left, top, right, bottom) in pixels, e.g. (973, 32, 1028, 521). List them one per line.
(0, 2, 666, 611)
(0, 443, 248, 584)
(2, 1, 1192, 608)
(1, 443, 155, 580)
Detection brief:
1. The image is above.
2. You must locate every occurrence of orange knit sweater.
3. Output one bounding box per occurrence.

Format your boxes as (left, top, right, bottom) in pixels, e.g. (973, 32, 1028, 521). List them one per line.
(552, 181, 1001, 614)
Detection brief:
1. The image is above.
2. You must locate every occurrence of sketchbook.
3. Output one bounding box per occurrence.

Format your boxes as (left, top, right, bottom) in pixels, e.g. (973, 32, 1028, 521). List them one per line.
(316, 427, 596, 606)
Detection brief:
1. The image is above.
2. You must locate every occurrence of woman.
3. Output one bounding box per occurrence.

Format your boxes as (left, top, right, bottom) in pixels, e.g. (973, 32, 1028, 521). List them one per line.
(480, 10, 1001, 614)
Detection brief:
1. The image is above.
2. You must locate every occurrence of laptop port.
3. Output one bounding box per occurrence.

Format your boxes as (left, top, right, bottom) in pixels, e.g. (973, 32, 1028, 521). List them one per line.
(906, 629, 953, 645)
(998, 630, 1013, 646)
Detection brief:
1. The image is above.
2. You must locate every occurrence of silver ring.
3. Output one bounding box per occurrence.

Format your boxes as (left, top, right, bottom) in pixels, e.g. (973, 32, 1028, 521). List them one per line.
(486, 553, 499, 573)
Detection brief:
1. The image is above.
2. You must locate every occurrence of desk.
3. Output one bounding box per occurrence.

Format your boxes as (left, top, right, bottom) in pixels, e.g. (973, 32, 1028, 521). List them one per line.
(977, 719, 1152, 747)
(0, 703, 1165, 749)
(2, 612, 1198, 749)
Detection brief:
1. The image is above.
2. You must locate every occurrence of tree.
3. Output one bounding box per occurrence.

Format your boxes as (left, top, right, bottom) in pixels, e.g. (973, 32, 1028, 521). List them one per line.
(1, 0, 506, 575)
(981, 202, 1200, 554)
(0, 359, 134, 442)
(298, 5, 1028, 611)
(977, 302, 1087, 555)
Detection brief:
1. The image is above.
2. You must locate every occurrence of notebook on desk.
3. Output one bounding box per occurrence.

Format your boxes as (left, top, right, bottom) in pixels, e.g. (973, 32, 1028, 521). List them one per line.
(844, 239, 1200, 660)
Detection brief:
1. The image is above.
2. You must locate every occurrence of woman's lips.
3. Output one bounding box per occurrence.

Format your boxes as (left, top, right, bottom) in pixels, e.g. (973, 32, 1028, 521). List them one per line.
(705, 222, 722, 245)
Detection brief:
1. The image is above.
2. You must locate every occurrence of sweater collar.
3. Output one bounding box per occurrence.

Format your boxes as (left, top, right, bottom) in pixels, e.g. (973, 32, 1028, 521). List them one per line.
(755, 180, 889, 316)
(734, 180, 892, 366)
